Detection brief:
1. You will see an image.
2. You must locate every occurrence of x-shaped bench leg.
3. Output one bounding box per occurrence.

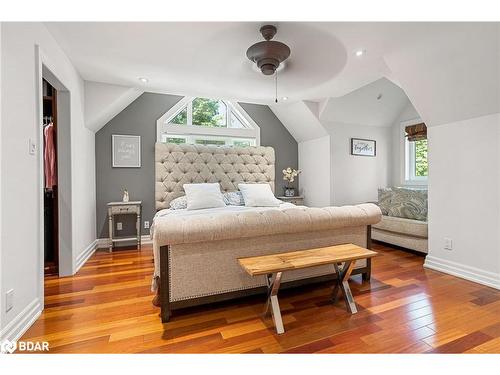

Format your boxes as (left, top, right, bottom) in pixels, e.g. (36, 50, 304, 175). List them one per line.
(332, 261, 357, 314)
(264, 272, 284, 334)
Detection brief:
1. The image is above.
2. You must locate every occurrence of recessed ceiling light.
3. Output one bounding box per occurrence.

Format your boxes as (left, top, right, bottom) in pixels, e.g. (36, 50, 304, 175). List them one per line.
(138, 77, 149, 83)
(282, 96, 288, 101)
(355, 49, 365, 57)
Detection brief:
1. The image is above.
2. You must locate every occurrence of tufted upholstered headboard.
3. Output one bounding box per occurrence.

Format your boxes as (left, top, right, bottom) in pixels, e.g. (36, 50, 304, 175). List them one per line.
(155, 143, 275, 210)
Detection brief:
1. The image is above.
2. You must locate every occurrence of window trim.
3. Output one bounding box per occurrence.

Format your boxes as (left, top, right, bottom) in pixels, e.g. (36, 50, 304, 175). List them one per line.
(156, 97, 260, 145)
(160, 133, 256, 147)
(400, 118, 428, 186)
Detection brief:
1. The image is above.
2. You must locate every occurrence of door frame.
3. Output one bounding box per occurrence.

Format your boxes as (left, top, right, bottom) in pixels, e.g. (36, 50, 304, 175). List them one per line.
(35, 45, 73, 307)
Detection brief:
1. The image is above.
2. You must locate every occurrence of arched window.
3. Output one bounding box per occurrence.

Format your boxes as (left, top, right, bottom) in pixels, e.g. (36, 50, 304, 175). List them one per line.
(156, 97, 260, 147)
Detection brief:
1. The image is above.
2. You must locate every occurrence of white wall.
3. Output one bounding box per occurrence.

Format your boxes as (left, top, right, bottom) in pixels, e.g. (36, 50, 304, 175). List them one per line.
(298, 135, 332, 207)
(0, 22, 3, 321)
(327, 122, 392, 206)
(424, 113, 500, 289)
(0, 23, 96, 340)
(384, 24, 500, 289)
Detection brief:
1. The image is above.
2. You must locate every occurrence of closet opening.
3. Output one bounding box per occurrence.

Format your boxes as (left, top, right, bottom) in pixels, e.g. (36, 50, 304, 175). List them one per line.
(39, 62, 72, 282)
(43, 79, 59, 276)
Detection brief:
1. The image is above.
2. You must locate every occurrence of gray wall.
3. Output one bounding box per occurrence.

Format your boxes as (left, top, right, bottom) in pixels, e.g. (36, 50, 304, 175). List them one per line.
(95, 93, 298, 239)
(239, 102, 299, 194)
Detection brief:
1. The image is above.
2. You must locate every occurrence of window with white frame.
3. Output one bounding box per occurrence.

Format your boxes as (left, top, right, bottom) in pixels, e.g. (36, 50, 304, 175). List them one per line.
(156, 97, 260, 147)
(404, 122, 428, 183)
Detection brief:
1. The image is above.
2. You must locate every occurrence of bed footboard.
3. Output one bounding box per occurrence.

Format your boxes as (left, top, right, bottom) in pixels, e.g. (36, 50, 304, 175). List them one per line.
(156, 226, 373, 323)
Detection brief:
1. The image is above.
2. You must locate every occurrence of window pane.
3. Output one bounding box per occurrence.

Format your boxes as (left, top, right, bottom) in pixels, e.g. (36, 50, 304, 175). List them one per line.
(233, 140, 252, 147)
(195, 139, 226, 146)
(414, 139, 428, 177)
(166, 137, 186, 144)
(192, 98, 226, 127)
(170, 108, 187, 125)
(230, 113, 246, 128)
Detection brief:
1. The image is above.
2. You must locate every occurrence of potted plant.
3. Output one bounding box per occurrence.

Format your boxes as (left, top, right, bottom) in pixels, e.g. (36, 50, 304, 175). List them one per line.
(282, 167, 301, 197)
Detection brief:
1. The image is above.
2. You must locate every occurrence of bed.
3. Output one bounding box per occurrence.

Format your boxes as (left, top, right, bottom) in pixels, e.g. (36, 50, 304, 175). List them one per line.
(152, 143, 381, 322)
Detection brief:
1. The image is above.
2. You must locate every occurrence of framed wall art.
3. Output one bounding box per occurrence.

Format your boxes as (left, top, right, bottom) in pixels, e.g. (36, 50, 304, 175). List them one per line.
(351, 138, 376, 157)
(112, 134, 141, 168)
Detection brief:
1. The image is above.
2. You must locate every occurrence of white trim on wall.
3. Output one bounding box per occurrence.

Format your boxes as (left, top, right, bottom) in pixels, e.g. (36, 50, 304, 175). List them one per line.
(35, 45, 75, 306)
(0, 298, 42, 345)
(424, 256, 500, 290)
(96, 235, 153, 250)
(35, 45, 46, 315)
(74, 239, 98, 274)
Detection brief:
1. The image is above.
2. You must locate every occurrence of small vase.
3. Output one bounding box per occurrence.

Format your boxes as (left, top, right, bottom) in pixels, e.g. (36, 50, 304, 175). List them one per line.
(123, 190, 129, 202)
(284, 187, 295, 197)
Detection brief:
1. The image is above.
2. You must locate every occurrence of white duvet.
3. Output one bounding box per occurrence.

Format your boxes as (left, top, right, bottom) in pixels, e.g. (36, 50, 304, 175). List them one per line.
(149, 202, 298, 290)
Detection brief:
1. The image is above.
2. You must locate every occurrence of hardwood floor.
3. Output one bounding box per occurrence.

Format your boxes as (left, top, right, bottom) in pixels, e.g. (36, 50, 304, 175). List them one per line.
(20, 242, 500, 353)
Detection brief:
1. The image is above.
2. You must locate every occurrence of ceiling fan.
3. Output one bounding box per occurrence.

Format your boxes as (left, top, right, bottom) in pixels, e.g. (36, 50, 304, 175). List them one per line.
(246, 25, 291, 102)
(246, 25, 291, 76)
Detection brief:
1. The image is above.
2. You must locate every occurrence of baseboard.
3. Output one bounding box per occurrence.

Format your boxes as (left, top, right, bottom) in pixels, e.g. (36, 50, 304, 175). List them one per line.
(0, 298, 42, 345)
(424, 255, 500, 290)
(96, 235, 152, 249)
(74, 239, 98, 274)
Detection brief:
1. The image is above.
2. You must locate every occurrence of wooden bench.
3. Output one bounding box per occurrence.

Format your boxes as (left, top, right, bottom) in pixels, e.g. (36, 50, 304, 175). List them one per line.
(238, 243, 377, 334)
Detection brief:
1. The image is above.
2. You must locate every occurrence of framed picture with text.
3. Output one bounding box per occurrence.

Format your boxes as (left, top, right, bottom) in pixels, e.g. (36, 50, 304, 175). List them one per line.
(351, 138, 376, 157)
(112, 134, 141, 167)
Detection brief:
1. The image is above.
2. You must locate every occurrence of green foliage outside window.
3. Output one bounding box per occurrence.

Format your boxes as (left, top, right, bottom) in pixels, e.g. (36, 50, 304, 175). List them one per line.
(166, 137, 186, 144)
(192, 98, 226, 127)
(170, 108, 187, 125)
(415, 139, 428, 177)
(170, 98, 226, 127)
(233, 140, 251, 147)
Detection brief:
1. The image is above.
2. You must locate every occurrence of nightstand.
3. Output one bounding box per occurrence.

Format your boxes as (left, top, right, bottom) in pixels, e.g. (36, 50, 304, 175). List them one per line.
(107, 201, 142, 252)
(277, 196, 305, 205)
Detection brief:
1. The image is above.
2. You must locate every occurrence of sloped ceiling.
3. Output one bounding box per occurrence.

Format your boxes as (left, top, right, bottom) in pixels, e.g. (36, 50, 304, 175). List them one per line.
(384, 23, 500, 127)
(319, 77, 411, 127)
(270, 101, 327, 142)
(44, 22, 456, 105)
(45, 22, 499, 136)
(84, 81, 143, 132)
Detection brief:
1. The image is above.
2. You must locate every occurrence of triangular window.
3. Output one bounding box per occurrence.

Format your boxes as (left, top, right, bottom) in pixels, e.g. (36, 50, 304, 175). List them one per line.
(158, 97, 259, 147)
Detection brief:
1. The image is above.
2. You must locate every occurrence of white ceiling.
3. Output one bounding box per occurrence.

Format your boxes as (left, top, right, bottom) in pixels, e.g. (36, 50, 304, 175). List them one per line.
(84, 81, 143, 132)
(384, 23, 500, 126)
(270, 100, 328, 142)
(44, 22, 478, 105)
(319, 77, 411, 127)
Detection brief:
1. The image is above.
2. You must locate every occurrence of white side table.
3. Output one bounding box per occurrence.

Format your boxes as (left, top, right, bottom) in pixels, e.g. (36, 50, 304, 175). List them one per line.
(107, 201, 142, 252)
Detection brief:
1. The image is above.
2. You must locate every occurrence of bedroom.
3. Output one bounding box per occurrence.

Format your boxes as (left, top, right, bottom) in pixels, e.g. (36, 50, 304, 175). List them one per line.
(1, 0, 499, 370)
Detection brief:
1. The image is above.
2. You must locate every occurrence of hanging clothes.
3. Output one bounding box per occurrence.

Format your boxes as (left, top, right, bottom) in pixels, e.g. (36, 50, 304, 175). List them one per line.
(44, 122, 57, 189)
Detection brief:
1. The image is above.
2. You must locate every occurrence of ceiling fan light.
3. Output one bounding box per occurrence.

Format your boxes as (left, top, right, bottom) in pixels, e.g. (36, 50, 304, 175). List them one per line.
(261, 65, 276, 75)
(257, 58, 280, 75)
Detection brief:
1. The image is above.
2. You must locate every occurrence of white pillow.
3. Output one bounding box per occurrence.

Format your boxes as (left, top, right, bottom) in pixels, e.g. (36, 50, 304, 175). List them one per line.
(183, 183, 226, 210)
(238, 183, 281, 207)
